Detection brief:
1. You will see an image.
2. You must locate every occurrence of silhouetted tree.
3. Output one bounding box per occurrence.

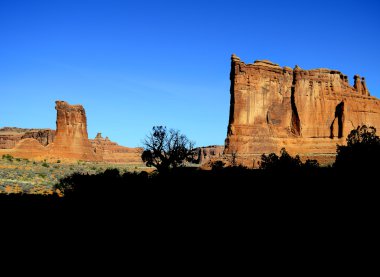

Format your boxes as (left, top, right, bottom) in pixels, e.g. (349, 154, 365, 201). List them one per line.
(335, 125, 380, 170)
(346, 125, 380, 146)
(142, 126, 195, 173)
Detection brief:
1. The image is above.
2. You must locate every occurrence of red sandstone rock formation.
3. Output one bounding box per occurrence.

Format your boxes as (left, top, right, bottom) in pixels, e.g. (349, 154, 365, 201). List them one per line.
(48, 101, 100, 161)
(90, 133, 143, 164)
(0, 101, 143, 163)
(0, 127, 55, 149)
(225, 54, 380, 165)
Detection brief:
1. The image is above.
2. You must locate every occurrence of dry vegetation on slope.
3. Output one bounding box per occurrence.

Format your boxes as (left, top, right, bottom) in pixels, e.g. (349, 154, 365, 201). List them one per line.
(0, 154, 147, 195)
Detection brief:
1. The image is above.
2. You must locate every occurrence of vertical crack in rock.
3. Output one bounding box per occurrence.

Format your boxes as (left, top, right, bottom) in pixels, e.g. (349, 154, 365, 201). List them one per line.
(290, 72, 301, 136)
(330, 101, 344, 138)
(337, 102, 344, 138)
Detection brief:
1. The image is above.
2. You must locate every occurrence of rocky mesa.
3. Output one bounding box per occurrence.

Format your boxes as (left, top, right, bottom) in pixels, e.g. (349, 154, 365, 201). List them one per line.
(225, 54, 380, 166)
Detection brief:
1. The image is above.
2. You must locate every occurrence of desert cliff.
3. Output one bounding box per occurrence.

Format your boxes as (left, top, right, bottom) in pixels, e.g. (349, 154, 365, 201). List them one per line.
(225, 54, 380, 165)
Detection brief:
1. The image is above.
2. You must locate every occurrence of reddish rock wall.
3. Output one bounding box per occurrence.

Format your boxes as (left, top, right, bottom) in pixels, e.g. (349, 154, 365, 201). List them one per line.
(0, 127, 55, 149)
(225, 54, 380, 165)
(22, 129, 55, 146)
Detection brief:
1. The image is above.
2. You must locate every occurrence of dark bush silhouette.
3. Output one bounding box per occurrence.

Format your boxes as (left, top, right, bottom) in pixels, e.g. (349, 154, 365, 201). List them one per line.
(210, 160, 226, 170)
(260, 148, 302, 170)
(260, 148, 319, 171)
(142, 126, 195, 173)
(335, 125, 380, 170)
(302, 159, 320, 169)
(54, 168, 151, 199)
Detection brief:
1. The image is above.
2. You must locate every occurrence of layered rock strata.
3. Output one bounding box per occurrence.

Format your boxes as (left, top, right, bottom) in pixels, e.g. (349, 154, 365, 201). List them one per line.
(0, 127, 55, 149)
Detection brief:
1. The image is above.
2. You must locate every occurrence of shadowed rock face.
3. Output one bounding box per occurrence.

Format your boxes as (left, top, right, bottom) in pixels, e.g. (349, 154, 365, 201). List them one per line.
(48, 101, 100, 161)
(22, 129, 55, 146)
(193, 145, 224, 164)
(225, 54, 380, 165)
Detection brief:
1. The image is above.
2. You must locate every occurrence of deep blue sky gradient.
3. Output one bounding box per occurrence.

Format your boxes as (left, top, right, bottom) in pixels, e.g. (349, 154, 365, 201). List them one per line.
(1, 0, 380, 147)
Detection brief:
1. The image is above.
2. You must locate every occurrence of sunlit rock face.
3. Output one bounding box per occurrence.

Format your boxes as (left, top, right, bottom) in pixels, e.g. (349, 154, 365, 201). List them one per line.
(48, 101, 100, 161)
(225, 54, 380, 165)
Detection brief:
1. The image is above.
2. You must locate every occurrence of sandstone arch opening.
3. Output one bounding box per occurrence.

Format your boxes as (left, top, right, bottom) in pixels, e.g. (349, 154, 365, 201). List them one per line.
(330, 101, 344, 138)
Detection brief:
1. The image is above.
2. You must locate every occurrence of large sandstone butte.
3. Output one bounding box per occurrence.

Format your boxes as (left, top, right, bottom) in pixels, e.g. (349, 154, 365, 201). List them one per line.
(225, 54, 380, 166)
(48, 101, 100, 161)
(0, 101, 143, 163)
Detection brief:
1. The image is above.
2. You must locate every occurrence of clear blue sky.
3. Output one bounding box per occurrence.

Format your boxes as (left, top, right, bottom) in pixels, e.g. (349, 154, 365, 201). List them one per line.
(1, 0, 380, 147)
